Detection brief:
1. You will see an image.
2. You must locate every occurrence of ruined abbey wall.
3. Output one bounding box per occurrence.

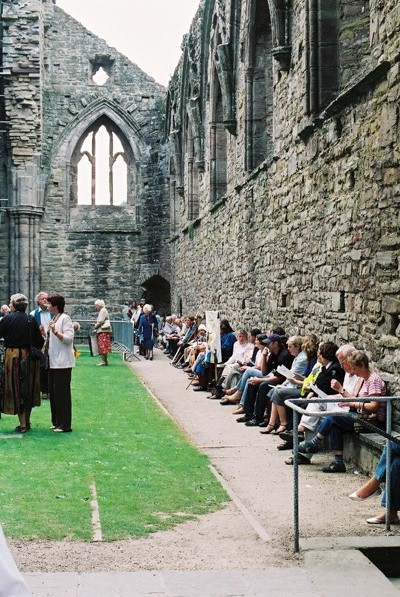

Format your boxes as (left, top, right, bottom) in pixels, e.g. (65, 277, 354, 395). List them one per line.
(1, 0, 169, 317)
(167, 0, 400, 410)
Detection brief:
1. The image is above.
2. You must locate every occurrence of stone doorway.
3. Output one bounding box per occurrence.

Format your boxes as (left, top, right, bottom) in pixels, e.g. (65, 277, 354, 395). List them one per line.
(141, 275, 171, 317)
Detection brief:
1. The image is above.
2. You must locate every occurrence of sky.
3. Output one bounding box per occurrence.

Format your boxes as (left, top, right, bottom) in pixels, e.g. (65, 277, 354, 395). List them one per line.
(56, 0, 201, 87)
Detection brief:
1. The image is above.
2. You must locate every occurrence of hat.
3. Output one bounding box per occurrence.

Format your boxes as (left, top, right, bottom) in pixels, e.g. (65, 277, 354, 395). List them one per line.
(261, 333, 281, 345)
(198, 324, 207, 332)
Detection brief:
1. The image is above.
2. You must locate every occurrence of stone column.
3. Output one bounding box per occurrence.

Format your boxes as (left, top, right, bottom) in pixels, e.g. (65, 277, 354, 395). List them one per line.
(8, 207, 43, 303)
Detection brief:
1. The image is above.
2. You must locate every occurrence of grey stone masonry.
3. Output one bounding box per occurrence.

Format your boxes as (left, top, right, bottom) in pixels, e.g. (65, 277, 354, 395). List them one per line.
(0, 0, 170, 316)
(166, 0, 400, 426)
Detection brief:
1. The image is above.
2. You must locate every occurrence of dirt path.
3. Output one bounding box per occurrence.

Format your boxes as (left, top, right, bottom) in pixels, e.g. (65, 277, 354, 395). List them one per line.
(10, 350, 399, 573)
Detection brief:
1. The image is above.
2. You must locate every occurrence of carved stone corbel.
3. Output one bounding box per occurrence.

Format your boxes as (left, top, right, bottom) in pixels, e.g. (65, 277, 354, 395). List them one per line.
(270, 0, 292, 71)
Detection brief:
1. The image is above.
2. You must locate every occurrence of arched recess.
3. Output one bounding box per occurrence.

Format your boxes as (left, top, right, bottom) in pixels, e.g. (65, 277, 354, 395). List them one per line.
(245, 0, 274, 171)
(305, 1, 370, 115)
(141, 274, 171, 316)
(185, 114, 200, 220)
(210, 69, 227, 203)
(48, 98, 145, 219)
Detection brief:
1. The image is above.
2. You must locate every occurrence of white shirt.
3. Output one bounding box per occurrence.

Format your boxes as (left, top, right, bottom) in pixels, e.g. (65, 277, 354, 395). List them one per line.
(48, 313, 75, 369)
(225, 341, 254, 365)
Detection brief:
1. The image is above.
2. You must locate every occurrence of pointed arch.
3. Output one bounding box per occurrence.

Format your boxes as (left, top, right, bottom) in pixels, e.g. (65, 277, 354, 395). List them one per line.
(48, 98, 145, 214)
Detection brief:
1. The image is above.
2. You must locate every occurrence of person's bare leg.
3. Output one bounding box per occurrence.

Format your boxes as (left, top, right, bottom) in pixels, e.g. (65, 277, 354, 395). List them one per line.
(224, 387, 237, 396)
(276, 404, 288, 427)
(354, 476, 380, 499)
(268, 403, 278, 427)
(227, 390, 242, 402)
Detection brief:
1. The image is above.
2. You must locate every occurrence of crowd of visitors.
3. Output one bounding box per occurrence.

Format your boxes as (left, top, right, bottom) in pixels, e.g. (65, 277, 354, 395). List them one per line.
(158, 314, 399, 525)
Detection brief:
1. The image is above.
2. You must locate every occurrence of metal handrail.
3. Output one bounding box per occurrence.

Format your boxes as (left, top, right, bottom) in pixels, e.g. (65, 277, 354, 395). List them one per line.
(284, 395, 400, 552)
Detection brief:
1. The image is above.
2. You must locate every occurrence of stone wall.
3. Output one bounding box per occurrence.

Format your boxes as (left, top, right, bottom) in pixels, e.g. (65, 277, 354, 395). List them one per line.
(167, 0, 400, 424)
(0, 0, 170, 317)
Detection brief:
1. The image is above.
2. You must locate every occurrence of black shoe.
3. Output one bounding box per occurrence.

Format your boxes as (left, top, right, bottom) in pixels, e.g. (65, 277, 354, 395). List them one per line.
(193, 386, 208, 392)
(285, 453, 311, 465)
(322, 461, 346, 473)
(277, 441, 293, 451)
(236, 415, 251, 423)
(245, 418, 262, 427)
(280, 430, 304, 442)
(258, 420, 270, 428)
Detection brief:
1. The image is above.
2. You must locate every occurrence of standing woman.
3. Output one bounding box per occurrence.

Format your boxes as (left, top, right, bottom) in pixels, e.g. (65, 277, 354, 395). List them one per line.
(94, 299, 112, 366)
(0, 293, 44, 432)
(47, 293, 75, 433)
(137, 304, 158, 360)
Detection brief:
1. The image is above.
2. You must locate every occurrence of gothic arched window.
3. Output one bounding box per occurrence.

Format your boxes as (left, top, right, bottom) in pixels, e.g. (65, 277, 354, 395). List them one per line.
(71, 117, 132, 206)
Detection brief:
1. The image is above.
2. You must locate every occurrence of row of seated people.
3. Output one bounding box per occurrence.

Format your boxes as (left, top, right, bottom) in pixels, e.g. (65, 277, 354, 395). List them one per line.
(170, 319, 399, 525)
(157, 315, 200, 358)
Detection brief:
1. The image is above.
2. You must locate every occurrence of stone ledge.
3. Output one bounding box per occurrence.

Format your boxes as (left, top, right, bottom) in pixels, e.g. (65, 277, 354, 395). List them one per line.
(344, 430, 399, 475)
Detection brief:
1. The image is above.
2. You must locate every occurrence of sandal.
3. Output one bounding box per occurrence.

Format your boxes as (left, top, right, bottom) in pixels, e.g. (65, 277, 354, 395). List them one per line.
(272, 424, 288, 435)
(224, 388, 237, 396)
(259, 424, 275, 435)
(14, 425, 28, 433)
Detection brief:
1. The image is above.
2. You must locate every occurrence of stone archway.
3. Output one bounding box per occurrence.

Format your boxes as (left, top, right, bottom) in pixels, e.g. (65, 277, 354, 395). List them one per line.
(141, 275, 171, 316)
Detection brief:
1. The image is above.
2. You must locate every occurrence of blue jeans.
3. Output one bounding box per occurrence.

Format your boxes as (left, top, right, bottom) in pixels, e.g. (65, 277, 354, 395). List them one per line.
(375, 444, 400, 510)
(318, 415, 354, 451)
(237, 368, 265, 406)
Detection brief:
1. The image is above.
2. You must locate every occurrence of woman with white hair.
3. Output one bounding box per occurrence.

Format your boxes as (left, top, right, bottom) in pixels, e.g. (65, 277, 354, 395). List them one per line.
(0, 293, 44, 432)
(137, 304, 158, 360)
(94, 299, 112, 366)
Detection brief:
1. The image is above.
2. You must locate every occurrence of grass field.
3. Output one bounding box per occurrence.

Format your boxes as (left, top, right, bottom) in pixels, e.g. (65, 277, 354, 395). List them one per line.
(0, 352, 228, 541)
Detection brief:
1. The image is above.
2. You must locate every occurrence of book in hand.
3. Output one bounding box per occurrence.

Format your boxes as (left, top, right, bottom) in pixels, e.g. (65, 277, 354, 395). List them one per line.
(308, 383, 350, 413)
(276, 364, 293, 378)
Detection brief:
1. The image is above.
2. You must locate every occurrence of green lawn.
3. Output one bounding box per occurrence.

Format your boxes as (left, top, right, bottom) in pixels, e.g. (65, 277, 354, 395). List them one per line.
(0, 352, 228, 541)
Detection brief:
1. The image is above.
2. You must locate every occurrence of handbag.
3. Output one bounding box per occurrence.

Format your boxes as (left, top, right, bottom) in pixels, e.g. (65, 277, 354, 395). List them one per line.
(101, 319, 111, 331)
(28, 317, 46, 365)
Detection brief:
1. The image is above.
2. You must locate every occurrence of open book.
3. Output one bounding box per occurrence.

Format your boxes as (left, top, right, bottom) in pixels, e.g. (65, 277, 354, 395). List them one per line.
(276, 364, 304, 380)
(307, 383, 350, 413)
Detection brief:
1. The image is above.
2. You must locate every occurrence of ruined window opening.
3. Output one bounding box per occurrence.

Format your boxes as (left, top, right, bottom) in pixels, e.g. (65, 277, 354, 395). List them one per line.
(92, 66, 109, 86)
(305, 0, 339, 114)
(245, 0, 273, 171)
(305, 1, 370, 115)
(72, 118, 131, 206)
(90, 55, 114, 86)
